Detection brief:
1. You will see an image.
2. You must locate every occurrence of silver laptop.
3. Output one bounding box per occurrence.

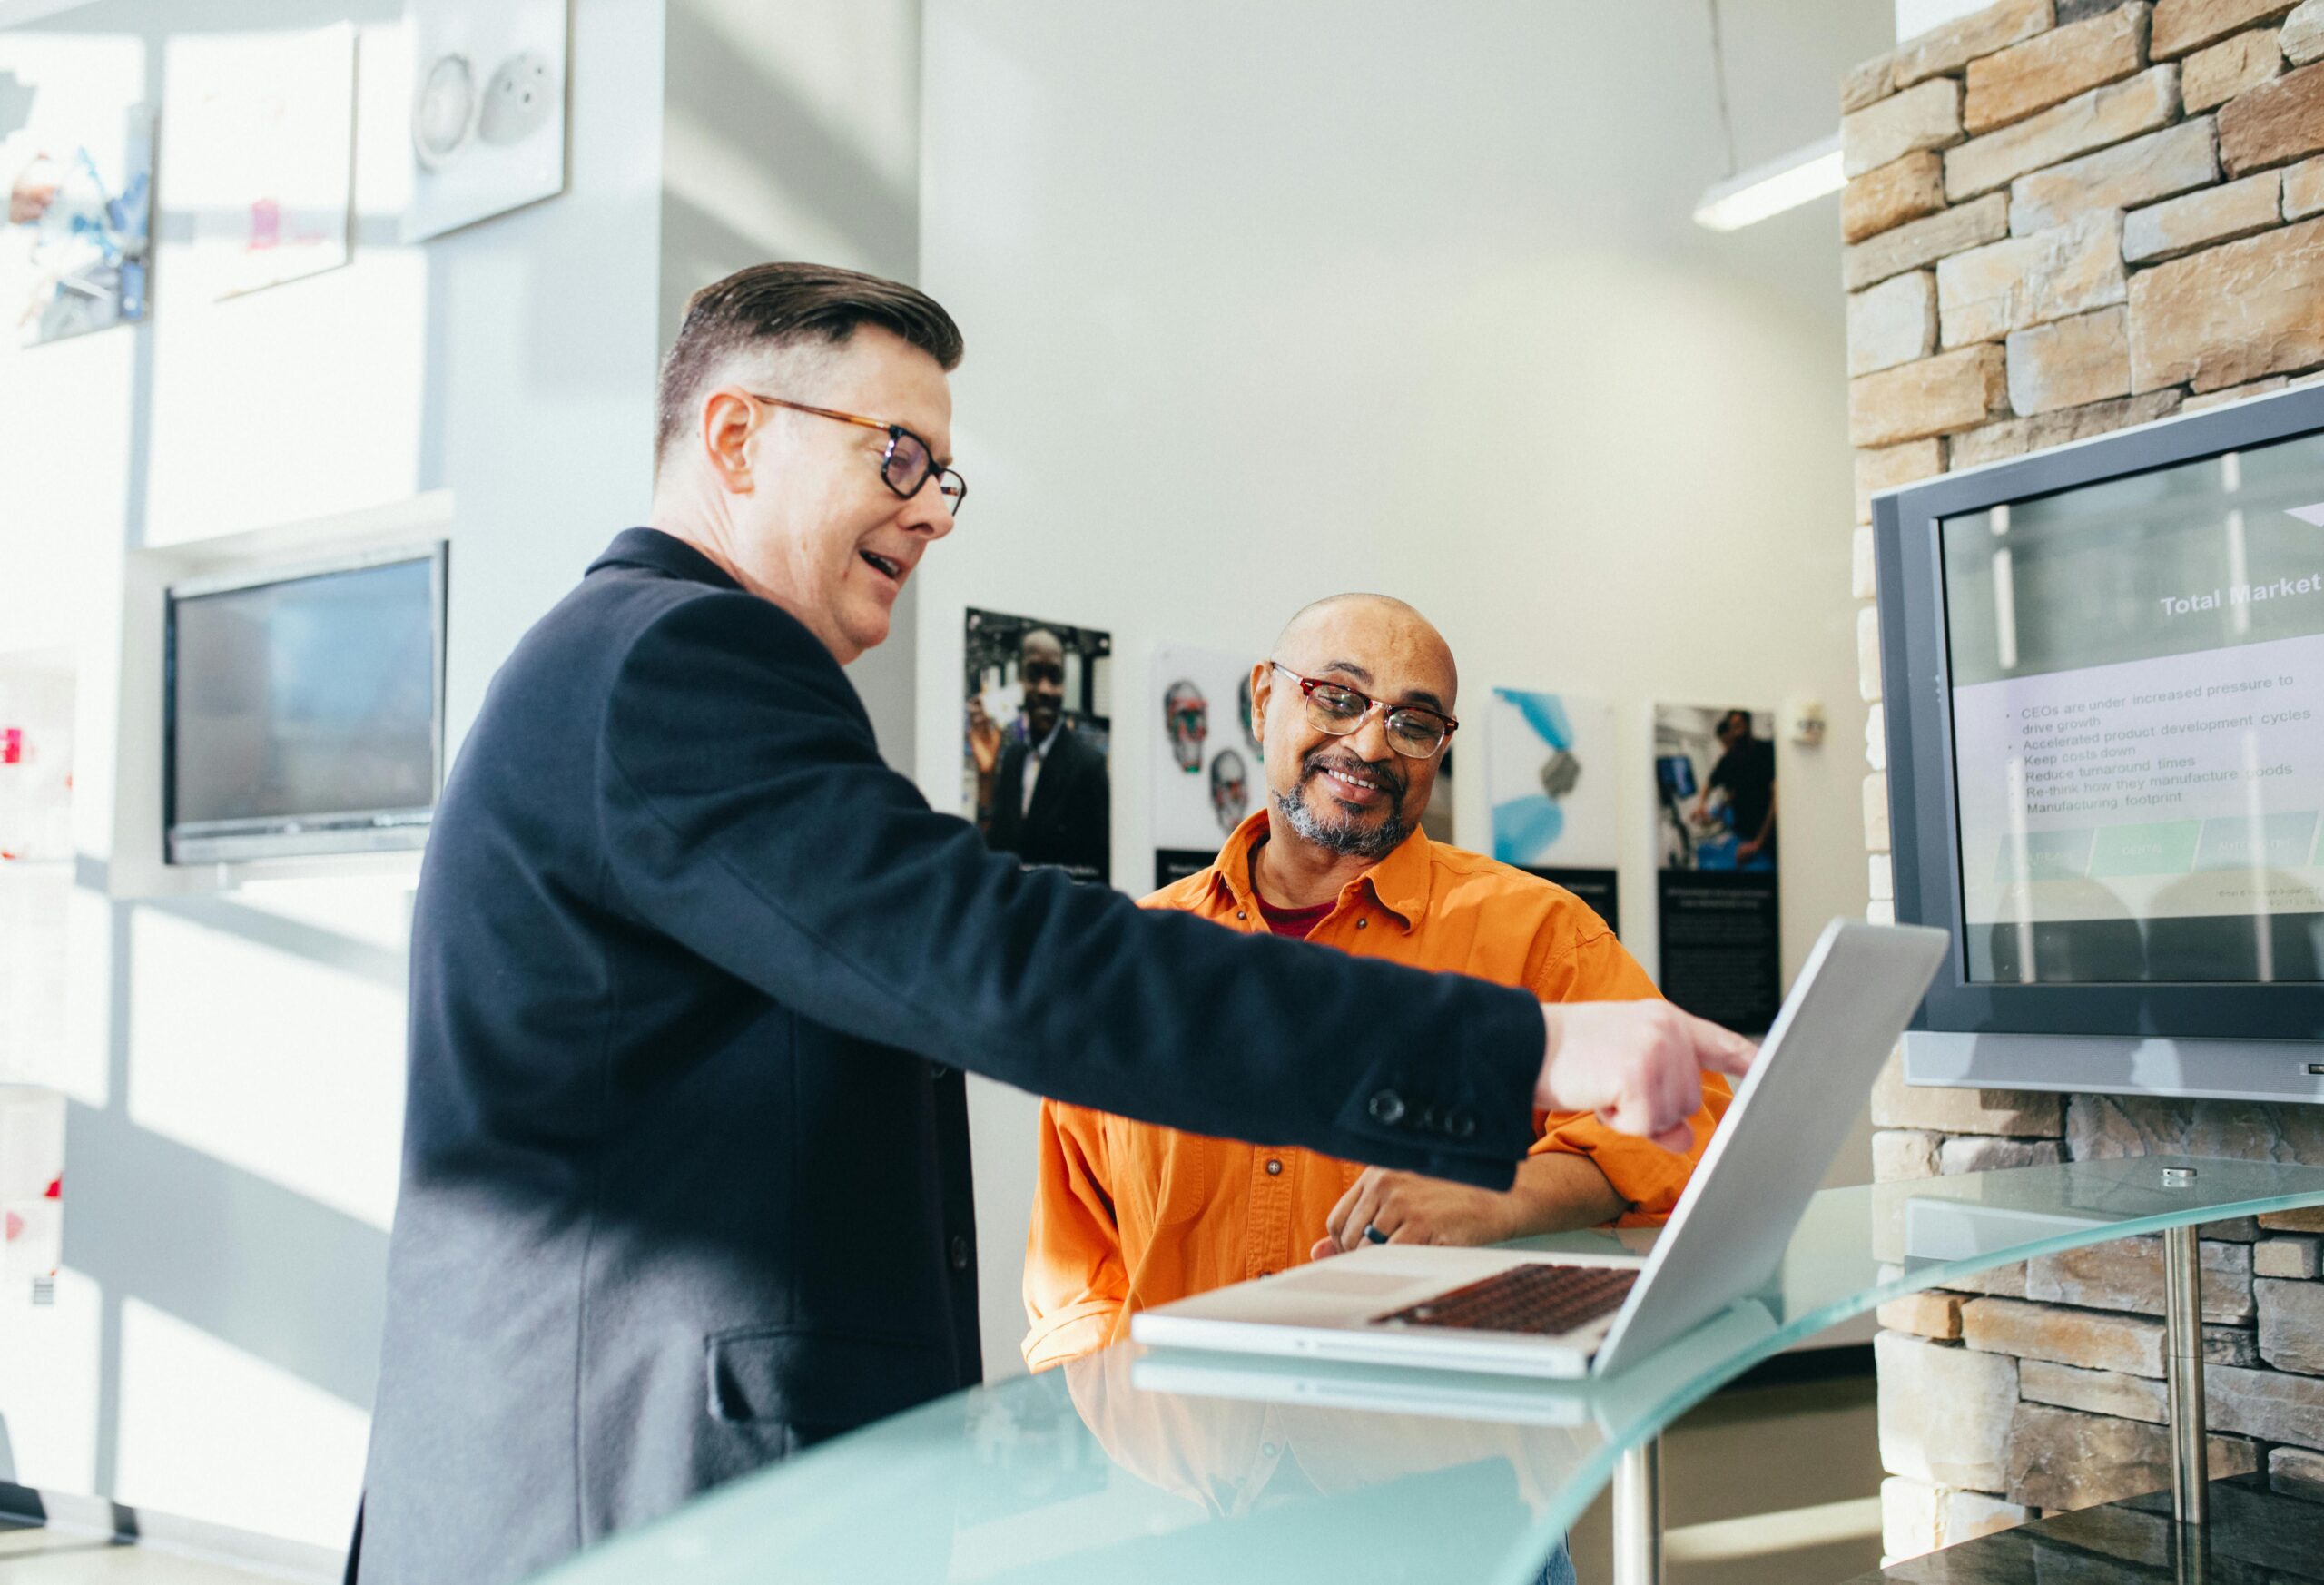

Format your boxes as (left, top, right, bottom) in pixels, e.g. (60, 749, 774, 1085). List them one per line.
(1130, 918, 1948, 1378)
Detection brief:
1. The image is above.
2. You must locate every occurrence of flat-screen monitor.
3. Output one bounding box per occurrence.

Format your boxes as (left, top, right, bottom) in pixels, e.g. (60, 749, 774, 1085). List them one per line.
(1876, 385, 2324, 1102)
(165, 546, 446, 865)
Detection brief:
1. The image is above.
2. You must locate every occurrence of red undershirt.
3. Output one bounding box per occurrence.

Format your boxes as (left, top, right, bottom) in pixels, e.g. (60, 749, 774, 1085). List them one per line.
(1254, 896, 1335, 940)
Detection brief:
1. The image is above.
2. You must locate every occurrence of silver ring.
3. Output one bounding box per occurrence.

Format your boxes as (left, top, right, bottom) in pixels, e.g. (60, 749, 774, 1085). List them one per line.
(1363, 1222, 1389, 1245)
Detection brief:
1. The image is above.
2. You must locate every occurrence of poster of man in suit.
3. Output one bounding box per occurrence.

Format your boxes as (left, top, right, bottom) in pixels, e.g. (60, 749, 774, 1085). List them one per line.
(966, 607, 1111, 883)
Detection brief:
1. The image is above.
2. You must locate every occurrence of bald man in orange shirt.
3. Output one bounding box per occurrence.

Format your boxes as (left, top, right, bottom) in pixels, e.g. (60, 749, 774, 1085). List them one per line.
(1022, 595, 1732, 1371)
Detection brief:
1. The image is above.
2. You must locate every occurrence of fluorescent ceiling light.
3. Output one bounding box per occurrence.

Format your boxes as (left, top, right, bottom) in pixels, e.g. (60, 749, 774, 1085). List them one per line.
(1692, 133, 1844, 232)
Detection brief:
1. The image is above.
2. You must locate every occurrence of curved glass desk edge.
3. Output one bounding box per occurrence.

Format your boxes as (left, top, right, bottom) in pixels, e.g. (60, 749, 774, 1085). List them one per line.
(527, 1157, 2324, 1585)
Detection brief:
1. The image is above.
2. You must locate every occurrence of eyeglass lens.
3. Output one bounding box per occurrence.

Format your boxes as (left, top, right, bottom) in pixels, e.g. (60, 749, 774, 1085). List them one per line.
(1302, 683, 1446, 757)
(881, 430, 968, 514)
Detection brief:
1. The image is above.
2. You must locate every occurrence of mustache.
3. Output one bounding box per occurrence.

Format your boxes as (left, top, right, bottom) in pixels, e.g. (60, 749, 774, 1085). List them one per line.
(1300, 747, 1406, 802)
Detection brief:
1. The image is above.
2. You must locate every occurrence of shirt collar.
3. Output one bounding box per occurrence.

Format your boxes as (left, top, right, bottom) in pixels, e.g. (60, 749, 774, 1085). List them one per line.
(586, 527, 744, 592)
(1205, 809, 1434, 930)
(1028, 717, 1066, 759)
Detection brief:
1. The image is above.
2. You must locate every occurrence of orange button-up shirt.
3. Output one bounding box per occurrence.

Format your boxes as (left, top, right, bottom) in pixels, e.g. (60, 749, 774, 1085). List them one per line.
(1021, 811, 1732, 1373)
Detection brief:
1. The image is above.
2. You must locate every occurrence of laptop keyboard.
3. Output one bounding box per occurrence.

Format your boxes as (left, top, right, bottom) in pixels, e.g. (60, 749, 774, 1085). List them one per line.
(1373, 1264, 1639, 1336)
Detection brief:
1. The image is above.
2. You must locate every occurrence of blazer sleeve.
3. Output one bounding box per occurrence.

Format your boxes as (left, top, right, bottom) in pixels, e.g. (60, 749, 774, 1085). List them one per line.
(594, 591, 1544, 1186)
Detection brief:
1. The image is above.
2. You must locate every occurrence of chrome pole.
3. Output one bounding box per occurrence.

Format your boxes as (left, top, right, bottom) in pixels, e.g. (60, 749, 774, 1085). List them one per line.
(1612, 1436, 1663, 1585)
(2162, 1216, 2209, 1529)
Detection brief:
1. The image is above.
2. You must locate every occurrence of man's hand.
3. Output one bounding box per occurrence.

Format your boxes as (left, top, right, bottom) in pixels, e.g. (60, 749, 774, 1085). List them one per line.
(1537, 1001, 1756, 1153)
(966, 698, 1002, 777)
(1314, 1167, 1517, 1259)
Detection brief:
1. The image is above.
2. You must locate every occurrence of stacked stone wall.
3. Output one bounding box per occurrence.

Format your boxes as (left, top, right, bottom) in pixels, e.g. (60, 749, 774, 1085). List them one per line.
(1846, 0, 2324, 1560)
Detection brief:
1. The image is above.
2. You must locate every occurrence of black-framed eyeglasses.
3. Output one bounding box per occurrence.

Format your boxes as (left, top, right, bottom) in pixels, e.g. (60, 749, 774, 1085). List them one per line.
(745, 393, 968, 516)
(1268, 662, 1458, 758)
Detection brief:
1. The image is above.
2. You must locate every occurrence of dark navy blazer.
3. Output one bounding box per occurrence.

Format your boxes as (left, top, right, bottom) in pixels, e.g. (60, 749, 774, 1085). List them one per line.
(352, 529, 1543, 1584)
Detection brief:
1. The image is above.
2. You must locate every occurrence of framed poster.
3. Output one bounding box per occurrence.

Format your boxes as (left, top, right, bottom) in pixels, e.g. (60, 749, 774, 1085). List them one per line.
(402, 0, 568, 241)
(169, 23, 356, 300)
(1152, 643, 1261, 889)
(0, 43, 152, 345)
(1488, 687, 1620, 933)
(966, 608, 1112, 886)
(1653, 703, 1781, 1033)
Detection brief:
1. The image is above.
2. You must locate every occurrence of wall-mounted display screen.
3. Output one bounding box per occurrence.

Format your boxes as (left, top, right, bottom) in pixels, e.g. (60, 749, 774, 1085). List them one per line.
(1939, 434, 2324, 987)
(166, 548, 444, 864)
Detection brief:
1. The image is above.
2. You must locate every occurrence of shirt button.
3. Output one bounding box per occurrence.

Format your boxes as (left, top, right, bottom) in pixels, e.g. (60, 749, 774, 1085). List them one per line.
(1236, 911, 1247, 920)
(1356, 918, 1368, 930)
(950, 1235, 970, 1271)
(1265, 1158, 1283, 1176)
(1368, 1090, 1406, 1126)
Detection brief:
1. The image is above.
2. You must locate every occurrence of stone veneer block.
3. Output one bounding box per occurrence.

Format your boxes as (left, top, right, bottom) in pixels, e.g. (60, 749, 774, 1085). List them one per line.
(2205, 1361, 2324, 1447)
(2290, 0, 2324, 62)
(2258, 1275, 2324, 1372)
(2261, 1206, 2324, 1231)
(2019, 1357, 2169, 1422)
(1948, 389, 2184, 468)
(1867, 899, 1897, 926)
(2124, 170, 2283, 260)
(1871, 852, 1894, 900)
(1859, 607, 1886, 705)
(2025, 1233, 2256, 1323)
(2009, 117, 2221, 233)
(1876, 1330, 2020, 1490)
(1855, 437, 1946, 524)
(2068, 1091, 2324, 1160)
(2257, 1234, 2323, 1277)
(1844, 151, 1948, 243)
(1882, 1480, 2035, 1563)
(2221, 58, 2324, 171)
(2005, 1406, 2259, 1509)
(1850, 344, 2010, 446)
(1879, 1290, 1965, 1339)
(1870, 1052, 2065, 1136)
(1945, 65, 2181, 199)
(1873, 1127, 1941, 1181)
(2007, 307, 2133, 414)
(2183, 374, 2293, 409)
(2185, 25, 2286, 109)
(2152, 0, 2298, 56)
(1846, 78, 1966, 179)
(1963, 1295, 2166, 1374)
(1854, 527, 1878, 600)
(2285, 151, 2324, 212)
(1951, 1261, 2034, 1298)
(2208, 1216, 2264, 1241)
(1939, 212, 2127, 346)
(2273, 1445, 2324, 1500)
(1845, 192, 2011, 290)
(1844, 51, 1896, 112)
(1968, 4, 2152, 133)
(2209, 1324, 2265, 1366)
(1896, 0, 2057, 87)
(1850, 271, 1940, 376)
(1941, 1136, 2067, 1175)
(1866, 703, 1889, 772)
(2130, 213, 2324, 390)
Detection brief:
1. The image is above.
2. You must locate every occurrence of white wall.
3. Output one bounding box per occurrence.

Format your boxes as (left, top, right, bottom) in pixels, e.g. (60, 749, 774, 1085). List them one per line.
(920, 0, 1891, 1381)
(0, 0, 666, 1551)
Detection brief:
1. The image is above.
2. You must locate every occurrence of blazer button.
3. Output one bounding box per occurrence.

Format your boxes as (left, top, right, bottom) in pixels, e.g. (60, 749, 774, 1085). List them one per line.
(929, 1061, 953, 1081)
(1368, 1090, 1406, 1126)
(950, 1235, 971, 1271)
(1448, 1108, 1477, 1139)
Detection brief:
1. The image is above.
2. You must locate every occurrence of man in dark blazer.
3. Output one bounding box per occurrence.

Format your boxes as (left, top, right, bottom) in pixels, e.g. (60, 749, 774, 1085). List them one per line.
(985, 627, 1110, 881)
(350, 263, 1755, 1585)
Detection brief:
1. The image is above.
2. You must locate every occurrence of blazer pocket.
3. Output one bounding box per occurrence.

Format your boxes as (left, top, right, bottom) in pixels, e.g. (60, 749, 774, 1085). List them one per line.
(704, 1326, 955, 1438)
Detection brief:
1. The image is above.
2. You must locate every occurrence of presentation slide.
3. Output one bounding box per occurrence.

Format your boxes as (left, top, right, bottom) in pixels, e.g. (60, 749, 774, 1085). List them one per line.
(1942, 435, 2324, 984)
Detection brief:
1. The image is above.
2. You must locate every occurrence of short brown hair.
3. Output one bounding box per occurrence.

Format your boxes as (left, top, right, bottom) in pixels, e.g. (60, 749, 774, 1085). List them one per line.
(654, 261, 964, 468)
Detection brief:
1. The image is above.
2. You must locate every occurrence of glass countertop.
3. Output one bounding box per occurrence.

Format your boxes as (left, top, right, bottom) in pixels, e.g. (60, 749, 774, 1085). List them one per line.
(529, 1157, 2324, 1585)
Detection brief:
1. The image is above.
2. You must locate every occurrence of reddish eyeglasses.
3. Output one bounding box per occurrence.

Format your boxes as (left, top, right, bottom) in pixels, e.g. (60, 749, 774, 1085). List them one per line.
(1268, 662, 1457, 758)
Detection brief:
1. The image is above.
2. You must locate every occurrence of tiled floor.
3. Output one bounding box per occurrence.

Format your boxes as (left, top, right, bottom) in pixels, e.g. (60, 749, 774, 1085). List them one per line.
(1566, 1364, 1886, 1585)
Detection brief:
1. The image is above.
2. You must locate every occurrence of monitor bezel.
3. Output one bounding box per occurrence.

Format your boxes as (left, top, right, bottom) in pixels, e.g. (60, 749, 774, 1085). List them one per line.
(162, 541, 448, 866)
(1876, 381, 2324, 1042)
